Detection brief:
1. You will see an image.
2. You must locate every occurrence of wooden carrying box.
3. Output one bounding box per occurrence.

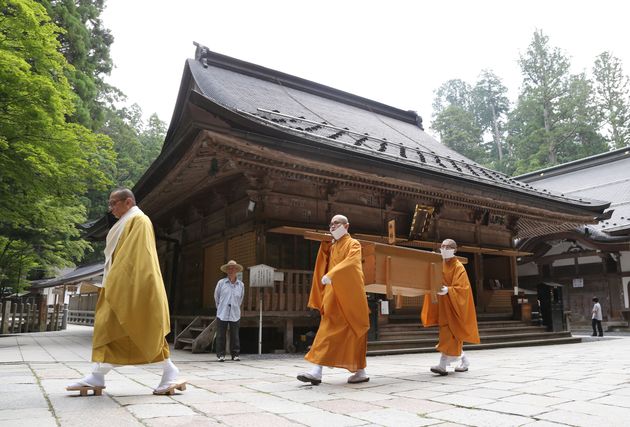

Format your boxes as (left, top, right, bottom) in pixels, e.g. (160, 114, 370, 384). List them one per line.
(304, 231, 465, 301)
(361, 241, 443, 300)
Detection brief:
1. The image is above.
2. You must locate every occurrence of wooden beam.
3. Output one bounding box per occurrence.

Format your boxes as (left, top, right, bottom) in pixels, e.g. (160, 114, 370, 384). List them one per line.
(268, 226, 532, 257)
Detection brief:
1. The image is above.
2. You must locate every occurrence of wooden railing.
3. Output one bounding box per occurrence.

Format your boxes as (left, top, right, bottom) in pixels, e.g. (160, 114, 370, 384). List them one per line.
(67, 310, 95, 326)
(243, 269, 313, 313)
(67, 292, 98, 326)
(0, 298, 66, 334)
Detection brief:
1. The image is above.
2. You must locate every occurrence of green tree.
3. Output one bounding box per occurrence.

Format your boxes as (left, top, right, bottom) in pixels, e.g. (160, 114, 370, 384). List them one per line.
(593, 51, 630, 149)
(432, 105, 485, 161)
(472, 70, 510, 168)
(37, 0, 114, 130)
(432, 79, 474, 116)
(507, 30, 605, 174)
(139, 113, 166, 170)
(0, 0, 114, 291)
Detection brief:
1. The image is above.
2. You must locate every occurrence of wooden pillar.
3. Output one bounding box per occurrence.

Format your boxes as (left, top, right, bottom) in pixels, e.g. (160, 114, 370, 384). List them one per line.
(38, 295, 48, 332)
(510, 255, 519, 293)
(1, 300, 11, 334)
(474, 252, 485, 312)
(18, 302, 25, 333)
(24, 302, 33, 332)
(11, 302, 17, 333)
(51, 294, 59, 331)
(284, 318, 294, 352)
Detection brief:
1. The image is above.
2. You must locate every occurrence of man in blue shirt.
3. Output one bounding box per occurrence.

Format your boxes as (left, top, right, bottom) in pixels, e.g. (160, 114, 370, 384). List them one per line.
(214, 260, 245, 361)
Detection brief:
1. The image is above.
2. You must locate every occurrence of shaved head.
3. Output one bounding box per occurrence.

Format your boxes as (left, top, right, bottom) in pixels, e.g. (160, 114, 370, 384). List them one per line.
(111, 188, 136, 204)
(331, 214, 349, 225)
(441, 239, 457, 249)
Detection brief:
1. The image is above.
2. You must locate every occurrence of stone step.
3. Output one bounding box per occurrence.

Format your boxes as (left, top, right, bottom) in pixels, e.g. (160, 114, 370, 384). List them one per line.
(379, 320, 532, 332)
(379, 325, 547, 340)
(367, 336, 581, 356)
(388, 312, 514, 323)
(368, 331, 572, 351)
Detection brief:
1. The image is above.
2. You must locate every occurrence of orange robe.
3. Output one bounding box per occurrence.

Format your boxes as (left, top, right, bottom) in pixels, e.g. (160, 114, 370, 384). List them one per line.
(421, 258, 480, 356)
(92, 214, 171, 365)
(305, 234, 370, 372)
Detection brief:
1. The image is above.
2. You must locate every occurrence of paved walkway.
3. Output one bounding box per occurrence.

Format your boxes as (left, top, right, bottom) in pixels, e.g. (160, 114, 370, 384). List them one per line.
(1, 325, 629, 426)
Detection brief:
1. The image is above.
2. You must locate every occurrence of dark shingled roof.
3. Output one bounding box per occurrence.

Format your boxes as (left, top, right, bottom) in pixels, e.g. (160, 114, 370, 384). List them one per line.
(30, 263, 103, 289)
(165, 45, 609, 213)
(516, 147, 630, 234)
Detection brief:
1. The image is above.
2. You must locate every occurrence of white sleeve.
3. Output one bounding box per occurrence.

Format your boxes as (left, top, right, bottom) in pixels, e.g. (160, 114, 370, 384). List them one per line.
(214, 280, 222, 307)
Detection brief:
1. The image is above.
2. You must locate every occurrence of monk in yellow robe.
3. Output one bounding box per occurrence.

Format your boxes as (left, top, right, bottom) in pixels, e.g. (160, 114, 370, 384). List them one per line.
(421, 239, 479, 375)
(67, 188, 185, 395)
(298, 214, 370, 385)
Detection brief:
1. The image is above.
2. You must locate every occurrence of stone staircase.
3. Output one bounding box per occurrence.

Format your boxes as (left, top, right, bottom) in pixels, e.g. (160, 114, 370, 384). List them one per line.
(367, 312, 580, 356)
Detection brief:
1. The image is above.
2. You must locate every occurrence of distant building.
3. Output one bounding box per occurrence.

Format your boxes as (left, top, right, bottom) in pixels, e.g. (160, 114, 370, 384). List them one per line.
(29, 263, 102, 305)
(516, 147, 630, 326)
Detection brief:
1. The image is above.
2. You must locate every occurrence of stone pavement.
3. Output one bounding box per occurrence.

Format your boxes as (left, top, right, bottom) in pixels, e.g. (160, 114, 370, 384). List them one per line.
(1, 326, 629, 427)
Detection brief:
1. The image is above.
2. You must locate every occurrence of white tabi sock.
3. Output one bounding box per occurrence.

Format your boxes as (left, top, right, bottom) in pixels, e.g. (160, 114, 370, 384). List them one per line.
(308, 364, 323, 379)
(157, 358, 179, 389)
(69, 363, 113, 388)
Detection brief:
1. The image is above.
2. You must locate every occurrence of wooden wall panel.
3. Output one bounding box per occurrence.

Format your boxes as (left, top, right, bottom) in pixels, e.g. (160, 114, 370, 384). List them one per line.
(203, 241, 225, 309)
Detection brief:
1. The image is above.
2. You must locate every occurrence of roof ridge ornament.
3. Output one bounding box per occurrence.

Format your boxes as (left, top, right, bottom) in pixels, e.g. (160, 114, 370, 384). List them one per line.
(408, 110, 424, 130)
(193, 41, 210, 68)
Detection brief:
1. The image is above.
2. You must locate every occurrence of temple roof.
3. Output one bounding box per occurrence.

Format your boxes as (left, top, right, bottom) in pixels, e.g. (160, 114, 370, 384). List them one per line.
(30, 263, 103, 289)
(167, 45, 608, 214)
(516, 147, 630, 235)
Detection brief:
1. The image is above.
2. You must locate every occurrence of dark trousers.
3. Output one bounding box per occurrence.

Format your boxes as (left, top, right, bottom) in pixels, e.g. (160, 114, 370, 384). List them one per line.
(592, 319, 603, 336)
(216, 319, 240, 357)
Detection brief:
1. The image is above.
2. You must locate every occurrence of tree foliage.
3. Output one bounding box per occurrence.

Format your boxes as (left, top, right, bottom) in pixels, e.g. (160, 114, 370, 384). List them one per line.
(431, 73, 510, 170)
(431, 30, 618, 176)
(472, 70, 509, 166)
(0, 0, 115, 291)
(593, 52, 630, 149)
(432, 105, 484, 161)
(37, 0, 114, 130)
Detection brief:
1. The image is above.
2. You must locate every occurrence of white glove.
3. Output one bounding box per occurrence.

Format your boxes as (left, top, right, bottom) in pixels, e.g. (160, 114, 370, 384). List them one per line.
(437, 285, 448, 295)
(321, 275, 331, 285)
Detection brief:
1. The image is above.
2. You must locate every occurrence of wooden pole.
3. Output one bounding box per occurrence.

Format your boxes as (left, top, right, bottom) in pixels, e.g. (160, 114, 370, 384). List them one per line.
(1, 301, 10, 334)
(11, 302, 17, 333)
(18, 302, 25, 332)
(25, 303, 32, 332)
(258, 294, 263, 355)
(38, 295, 47, 332)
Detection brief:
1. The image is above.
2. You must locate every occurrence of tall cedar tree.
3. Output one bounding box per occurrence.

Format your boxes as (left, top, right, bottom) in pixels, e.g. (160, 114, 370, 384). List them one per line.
(593, 52, 630, 149)
(37, 0, 114, 130)
(506, 30, 606, 174)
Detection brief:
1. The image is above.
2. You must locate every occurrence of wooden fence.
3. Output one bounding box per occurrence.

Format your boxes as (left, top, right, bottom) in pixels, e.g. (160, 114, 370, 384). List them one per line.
(67, 292, 98, 325)
(243, 269, 313, 314)
(67, 310, 95, 325)
(0, 297, 66, 334)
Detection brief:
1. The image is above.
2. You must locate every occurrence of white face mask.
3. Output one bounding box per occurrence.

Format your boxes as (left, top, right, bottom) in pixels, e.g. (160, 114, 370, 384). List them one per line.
(440, 248, 455, 259)
(331, 225, 348, 240)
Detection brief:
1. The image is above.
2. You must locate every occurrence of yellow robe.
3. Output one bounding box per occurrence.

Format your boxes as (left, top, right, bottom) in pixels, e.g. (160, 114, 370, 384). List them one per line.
(92, 214, 171, 365)
(305, 234, 370, 372)
(421, 258, 480, 357)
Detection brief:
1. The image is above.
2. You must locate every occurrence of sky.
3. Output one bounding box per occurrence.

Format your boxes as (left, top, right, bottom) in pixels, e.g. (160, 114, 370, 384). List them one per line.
(101, 0, 630, 136)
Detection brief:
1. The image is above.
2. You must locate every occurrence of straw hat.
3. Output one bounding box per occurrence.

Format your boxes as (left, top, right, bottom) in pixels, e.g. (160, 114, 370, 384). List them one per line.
(220, 260, 243, 273)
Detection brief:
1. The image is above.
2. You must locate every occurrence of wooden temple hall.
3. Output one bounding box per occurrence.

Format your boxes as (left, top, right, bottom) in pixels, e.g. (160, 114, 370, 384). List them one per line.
(113, 44, 610, 352)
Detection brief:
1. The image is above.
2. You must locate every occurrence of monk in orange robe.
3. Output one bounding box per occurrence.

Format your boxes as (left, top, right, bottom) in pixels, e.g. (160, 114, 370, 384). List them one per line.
(421, 239, 480, 375)
(298, 214, 370, 385)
